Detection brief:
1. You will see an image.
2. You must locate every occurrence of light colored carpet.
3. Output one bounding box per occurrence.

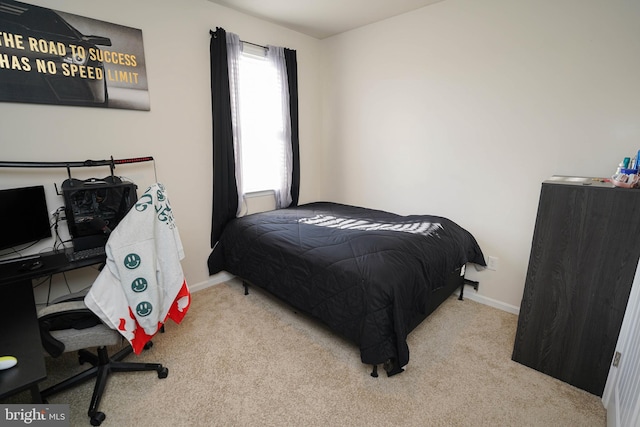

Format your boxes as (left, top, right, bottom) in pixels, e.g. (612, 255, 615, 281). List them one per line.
(4, 280, 606, 426)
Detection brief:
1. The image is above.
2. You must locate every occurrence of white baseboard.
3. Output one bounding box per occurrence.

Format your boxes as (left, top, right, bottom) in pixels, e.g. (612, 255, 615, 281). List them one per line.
(189, 271, 235, 293)
(191, 273, 521, 315)
(455, 289, 520, 315)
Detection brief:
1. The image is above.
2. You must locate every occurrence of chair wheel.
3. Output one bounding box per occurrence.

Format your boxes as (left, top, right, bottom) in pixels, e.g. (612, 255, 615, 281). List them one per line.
(144, 341, 154, 350)
(158, 367, 169, 379)
(90, 411, 106, 426)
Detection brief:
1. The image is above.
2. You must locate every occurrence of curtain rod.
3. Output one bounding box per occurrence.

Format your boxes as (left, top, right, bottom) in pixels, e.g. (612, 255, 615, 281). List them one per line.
(209, 29, 267, 50)
(241, 40, 268, 50)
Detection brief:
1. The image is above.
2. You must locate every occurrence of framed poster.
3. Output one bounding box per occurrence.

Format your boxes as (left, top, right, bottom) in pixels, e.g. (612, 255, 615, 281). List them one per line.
(0, 0, 150, 110)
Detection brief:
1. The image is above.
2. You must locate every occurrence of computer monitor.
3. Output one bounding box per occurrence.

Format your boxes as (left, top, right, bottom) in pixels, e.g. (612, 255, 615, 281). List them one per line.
(62, 176, 137, 251)
(0, 185, 52, 251)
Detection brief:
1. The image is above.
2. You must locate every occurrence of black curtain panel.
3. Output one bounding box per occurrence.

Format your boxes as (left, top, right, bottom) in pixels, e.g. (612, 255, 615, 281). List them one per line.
(284, 48, 300, 207)
(210, 27, 238, 248)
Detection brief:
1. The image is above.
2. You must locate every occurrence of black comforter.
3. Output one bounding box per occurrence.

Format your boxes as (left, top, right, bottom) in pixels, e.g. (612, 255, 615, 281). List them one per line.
(208, 202, 485, 371)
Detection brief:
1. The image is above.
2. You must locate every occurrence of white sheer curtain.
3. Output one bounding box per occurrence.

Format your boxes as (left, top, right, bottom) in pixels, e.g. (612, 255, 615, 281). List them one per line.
(266, 45, 293, 208)
(225, 33, 294, 213)
(225, 32, 244, 215)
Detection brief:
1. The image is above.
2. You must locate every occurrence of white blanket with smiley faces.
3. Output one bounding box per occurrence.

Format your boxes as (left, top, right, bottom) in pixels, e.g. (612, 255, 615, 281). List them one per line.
(84, 183, 191, 354)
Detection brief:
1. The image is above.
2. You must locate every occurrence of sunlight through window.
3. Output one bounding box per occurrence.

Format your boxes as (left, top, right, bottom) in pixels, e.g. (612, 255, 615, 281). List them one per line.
(238, 51, 286, 194)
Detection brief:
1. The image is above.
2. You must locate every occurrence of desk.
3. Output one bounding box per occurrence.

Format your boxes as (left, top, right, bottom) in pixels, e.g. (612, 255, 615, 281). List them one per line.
(0, 250, 105, 402)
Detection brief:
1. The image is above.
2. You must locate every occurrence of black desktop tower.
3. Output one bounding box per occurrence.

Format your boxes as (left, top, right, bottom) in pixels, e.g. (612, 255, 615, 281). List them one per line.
(61, 176, 137, 251)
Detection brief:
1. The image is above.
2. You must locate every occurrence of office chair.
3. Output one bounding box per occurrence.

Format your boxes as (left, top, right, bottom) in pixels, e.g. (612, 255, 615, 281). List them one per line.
(38, 291, 168, 426)
(37, 183, 188, 426)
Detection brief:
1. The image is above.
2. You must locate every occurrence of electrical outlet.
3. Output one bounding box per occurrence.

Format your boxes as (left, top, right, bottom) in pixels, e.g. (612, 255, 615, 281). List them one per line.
(487, 256, 499, 271)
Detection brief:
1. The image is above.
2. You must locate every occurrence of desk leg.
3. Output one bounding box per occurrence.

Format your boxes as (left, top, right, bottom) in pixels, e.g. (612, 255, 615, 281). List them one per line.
(0, 279, 47, 403)
(30, 385, 42, 403)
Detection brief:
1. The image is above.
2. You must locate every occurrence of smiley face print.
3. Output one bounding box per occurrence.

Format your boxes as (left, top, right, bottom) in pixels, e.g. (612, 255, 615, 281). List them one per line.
(131, 277, 148, 293)
(136, 301, 153, 317)
(124, 253, 142, 270)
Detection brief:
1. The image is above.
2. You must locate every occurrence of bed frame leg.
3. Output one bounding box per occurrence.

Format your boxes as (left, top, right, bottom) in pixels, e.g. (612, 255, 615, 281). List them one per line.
(371, 365, 378, 378)
(459, 278, 480, 301)
(243, 281, 249, 295)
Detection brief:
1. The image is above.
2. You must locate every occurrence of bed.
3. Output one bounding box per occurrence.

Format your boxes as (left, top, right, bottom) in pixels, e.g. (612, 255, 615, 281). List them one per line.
(208, 202, 486, 376)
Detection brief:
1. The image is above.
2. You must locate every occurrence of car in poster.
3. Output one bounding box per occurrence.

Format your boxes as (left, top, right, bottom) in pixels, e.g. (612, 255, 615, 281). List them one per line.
(0, 0, 112, 106)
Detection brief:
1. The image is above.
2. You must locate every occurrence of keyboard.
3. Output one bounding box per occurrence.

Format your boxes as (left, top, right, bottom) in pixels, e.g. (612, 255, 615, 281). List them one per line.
(66, 247, 106, 262)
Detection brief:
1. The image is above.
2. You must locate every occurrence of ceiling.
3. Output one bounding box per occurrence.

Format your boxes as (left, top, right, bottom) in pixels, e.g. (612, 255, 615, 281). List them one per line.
(208, 0, 445, 39)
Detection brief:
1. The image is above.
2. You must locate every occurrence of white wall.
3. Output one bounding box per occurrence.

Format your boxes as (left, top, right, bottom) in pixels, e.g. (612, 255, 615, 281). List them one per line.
(4, 0, 639, 311)
(320, 0, 640, 310)
(0, 0, 323, 299)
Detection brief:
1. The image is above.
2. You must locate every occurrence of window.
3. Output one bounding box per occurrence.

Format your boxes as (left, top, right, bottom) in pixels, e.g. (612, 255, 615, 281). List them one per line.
(236, 46, 288, 195)
(210, 28, 299, 244)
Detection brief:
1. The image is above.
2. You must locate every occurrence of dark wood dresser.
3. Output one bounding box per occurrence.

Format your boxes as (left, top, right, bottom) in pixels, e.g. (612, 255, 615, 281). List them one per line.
(512, 177, 640, 396)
